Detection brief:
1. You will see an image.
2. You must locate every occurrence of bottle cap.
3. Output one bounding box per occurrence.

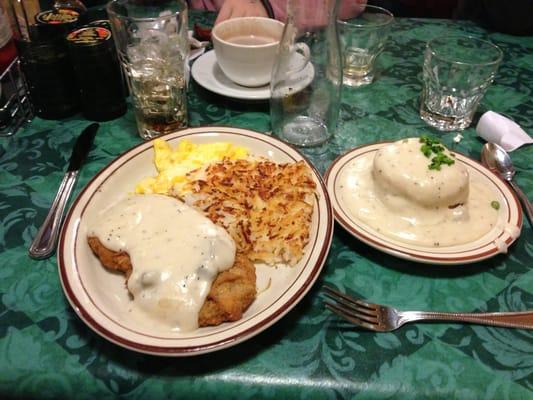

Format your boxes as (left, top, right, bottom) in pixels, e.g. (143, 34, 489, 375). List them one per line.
(35, 8, 80, 25)
(67, 26, 112, 47)
(67, 26, 115, 58)
(35, 8, 81, 37)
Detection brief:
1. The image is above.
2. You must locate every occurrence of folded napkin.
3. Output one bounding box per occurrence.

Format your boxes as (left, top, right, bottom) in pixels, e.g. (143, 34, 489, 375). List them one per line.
(476, 111, 533, 152)
(188, 31, 209, 62)
(185, 31, 209, 85)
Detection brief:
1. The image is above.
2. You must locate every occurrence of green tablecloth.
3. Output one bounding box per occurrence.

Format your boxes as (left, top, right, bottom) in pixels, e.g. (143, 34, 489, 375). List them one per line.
(1, 12, 532, 399)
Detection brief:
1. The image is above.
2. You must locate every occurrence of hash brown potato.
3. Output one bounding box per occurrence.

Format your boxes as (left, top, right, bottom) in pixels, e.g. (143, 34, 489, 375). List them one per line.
(182, 159, 316, 266)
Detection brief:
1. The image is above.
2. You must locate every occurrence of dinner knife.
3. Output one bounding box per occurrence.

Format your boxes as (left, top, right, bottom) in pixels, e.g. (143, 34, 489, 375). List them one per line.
(29, 123, 100, 260)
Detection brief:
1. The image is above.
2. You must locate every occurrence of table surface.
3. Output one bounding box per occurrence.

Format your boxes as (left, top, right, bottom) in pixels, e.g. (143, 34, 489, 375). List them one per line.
(1, 11, 532, 400)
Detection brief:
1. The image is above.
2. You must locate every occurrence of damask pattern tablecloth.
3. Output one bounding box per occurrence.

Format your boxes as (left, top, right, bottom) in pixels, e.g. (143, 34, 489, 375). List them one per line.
(0, 12, 532, 399)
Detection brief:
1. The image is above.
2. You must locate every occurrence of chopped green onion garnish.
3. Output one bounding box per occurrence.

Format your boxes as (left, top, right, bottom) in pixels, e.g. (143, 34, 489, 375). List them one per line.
(421, 144, 432, 157)
(419, 135, 455, 170)
(491, 201, 500, 210)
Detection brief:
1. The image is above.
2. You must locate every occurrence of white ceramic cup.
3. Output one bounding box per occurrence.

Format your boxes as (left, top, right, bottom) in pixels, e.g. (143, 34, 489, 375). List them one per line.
(212, 17, 284, 87)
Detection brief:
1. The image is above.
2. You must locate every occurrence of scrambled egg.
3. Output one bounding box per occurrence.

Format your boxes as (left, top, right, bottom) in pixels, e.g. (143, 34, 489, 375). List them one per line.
(135, 138, 249, 195)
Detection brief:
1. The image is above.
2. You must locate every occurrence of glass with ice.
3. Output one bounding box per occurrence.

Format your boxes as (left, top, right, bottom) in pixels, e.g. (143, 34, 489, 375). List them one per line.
(108, 0, 189, 140)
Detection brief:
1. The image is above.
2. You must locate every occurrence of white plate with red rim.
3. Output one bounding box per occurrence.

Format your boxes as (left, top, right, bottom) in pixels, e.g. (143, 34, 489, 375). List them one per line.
(58, 126, 333, 356)
(324, 141, 523, 265)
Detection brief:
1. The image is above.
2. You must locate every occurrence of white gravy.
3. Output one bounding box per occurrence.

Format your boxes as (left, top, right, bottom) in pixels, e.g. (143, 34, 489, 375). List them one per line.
(339, 139, 500, 247)
(89, 194, 236, 331)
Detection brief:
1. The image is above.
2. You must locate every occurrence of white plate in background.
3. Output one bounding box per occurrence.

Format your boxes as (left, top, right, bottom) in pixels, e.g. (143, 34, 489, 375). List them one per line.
(325, 142, 522, 265)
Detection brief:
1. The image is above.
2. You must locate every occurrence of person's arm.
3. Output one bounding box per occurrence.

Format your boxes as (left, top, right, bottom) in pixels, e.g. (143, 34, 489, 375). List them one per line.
(214, 0, 269, 24)
(269, 0, 367, 22)
(192, 0, 367, 26)
(188, 0, 225, 12)
(338, 0, 367, 19)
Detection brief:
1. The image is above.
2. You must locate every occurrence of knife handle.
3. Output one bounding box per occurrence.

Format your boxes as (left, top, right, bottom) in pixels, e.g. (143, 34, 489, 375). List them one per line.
(29, 171, 78, 260)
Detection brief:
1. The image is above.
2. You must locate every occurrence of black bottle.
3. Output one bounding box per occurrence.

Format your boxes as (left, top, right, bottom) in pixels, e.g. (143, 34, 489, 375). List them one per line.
(15, 7, 85, 119)
(66, 26, 126, 121)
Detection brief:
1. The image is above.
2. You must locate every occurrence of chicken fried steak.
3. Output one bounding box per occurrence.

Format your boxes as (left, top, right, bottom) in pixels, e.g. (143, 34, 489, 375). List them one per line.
(87, 236, 256, 327)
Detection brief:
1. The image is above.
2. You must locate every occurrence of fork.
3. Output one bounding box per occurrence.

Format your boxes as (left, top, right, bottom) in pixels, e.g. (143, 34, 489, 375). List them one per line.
(323, 286, 533, 331)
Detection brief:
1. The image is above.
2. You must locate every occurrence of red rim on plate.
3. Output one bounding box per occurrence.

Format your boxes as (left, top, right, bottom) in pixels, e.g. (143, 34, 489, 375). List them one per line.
(324, 141, 522, 265)
(58, 126, 333, 356)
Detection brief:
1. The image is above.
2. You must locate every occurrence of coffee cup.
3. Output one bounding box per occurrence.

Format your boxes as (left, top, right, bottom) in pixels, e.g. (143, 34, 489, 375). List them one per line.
(212, 17, 284, 87)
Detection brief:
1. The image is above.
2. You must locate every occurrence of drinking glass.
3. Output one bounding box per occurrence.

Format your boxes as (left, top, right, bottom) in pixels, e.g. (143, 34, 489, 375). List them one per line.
(420, 35, 503, 131)
(107, 0, 189, 140)
(270, 0, 342, 147)
(337, 4, 393, 87)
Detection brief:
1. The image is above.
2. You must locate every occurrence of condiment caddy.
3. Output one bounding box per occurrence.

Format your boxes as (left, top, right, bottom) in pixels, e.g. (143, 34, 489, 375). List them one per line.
(4, 0, 126, 125)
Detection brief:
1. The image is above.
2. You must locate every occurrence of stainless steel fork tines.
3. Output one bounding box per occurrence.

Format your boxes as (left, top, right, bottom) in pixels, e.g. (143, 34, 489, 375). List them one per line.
(323, 286, 533, 331)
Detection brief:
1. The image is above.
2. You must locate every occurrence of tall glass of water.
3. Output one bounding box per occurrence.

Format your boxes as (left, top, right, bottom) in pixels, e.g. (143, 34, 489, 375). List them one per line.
(107, 0, 189, 140)
(270, 0, 342, 147)
(420, 35, 503, 131)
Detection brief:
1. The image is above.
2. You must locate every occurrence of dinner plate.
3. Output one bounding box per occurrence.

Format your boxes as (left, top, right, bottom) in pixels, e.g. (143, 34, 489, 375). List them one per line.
(325, 142, 523, 265)
(191, 50, 314, 101)
(58, 126, 333, 356)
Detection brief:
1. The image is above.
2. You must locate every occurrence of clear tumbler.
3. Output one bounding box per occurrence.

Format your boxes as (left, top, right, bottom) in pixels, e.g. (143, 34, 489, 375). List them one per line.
(337, 4, 394, 87)
(420, 35, 503, 131)
(108, 0, 189, 140)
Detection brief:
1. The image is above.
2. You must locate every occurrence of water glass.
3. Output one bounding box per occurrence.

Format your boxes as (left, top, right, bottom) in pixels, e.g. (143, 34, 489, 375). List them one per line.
(107, 0, 189, 140)
(270, 0, 342, 147)
(420, 35, 503, 131)
(337, 4, 393, 87)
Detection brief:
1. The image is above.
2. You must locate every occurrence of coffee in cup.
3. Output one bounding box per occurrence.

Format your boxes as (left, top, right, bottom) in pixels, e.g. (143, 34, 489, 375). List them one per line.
(212, 17, 284, 87)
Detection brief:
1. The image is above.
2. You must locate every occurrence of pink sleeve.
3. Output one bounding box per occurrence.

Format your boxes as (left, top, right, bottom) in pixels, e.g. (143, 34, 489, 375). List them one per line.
(269, 0, 367, 22)
(188, 0, 225, 11)
(338, 0, 368, 20)
(269, 0, 288, 21)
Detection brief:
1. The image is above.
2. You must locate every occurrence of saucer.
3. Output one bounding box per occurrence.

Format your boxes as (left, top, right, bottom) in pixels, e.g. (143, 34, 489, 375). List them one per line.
(191, 50, 270, 101)
(191, 50, 315, 101)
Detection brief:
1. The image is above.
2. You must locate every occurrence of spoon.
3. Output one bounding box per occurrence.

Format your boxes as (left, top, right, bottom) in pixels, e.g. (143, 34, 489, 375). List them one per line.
(481, 142, 533, 226)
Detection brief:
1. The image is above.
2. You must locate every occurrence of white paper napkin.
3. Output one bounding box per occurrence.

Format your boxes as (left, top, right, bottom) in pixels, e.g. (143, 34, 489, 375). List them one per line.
(476, 111, 533, 152)
(185, 31, 209, 85)
(188, 31, 208, 62)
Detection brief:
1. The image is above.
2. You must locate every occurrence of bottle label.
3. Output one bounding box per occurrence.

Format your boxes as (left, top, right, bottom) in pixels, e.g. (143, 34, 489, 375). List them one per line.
(67, 27, 111, 45)
(36, 9, 79, 25)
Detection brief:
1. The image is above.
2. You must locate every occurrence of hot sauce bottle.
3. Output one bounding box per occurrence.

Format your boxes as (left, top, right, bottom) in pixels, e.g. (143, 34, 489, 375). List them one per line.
(8, 0, 87, 119)
(10, 1, 85, 119)
(67, 25, 126, 121)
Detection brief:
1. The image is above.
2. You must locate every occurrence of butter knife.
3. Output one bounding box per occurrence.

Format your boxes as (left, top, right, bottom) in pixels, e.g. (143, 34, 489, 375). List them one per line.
(29, 123, 99, 259)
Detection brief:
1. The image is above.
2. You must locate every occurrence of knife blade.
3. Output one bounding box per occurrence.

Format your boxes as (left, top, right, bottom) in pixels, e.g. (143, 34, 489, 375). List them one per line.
(68, 123, 99, 171)
(29, 123, 100, 259)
